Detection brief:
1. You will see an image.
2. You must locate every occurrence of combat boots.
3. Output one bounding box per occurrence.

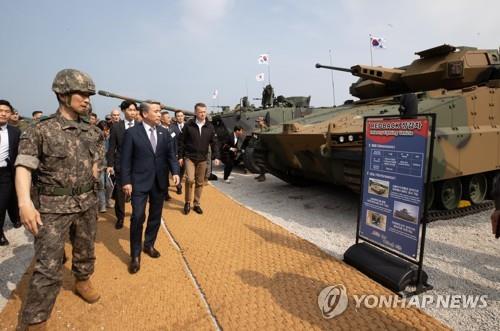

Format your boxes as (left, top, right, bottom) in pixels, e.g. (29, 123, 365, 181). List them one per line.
(74, 279, 100, 303)
(26, 321, 47, 330)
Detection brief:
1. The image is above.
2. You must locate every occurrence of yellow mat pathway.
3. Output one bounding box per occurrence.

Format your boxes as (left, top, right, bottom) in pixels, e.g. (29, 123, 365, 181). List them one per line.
(0, 184, 448, 330)
(0, 212, 213, 330)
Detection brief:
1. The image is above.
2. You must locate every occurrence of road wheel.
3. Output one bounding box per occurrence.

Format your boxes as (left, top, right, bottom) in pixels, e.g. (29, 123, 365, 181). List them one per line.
(436, 178, 462, 210)
(463, 174, 487, 204)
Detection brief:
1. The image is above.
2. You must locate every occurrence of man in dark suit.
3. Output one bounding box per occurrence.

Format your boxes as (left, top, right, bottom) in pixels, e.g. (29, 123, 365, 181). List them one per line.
(0, 100, 22, 245)
(121, 102, 180, 274)
(160, 111, 174, 201)
(170, 110, 185, 194)
(221, 125, 244, 183)
(106, 100, 138, 229)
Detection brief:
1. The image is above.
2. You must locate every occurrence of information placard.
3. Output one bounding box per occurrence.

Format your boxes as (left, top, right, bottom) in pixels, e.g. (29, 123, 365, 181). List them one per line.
(359, 117, 429, 259)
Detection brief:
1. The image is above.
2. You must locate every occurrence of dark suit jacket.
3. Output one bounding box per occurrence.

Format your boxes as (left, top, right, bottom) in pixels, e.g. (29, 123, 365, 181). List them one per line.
(7, 125, 21, 172)
(169, 123, 184, 157)
(107, 120, 127, 172)
(120, 123, 179, 193)
(169, 123, 183, 139)
(221, 133, 239, 164)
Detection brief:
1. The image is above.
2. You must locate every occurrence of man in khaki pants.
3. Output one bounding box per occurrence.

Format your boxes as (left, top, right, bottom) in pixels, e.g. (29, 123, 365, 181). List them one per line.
(178, 103, 220, 215)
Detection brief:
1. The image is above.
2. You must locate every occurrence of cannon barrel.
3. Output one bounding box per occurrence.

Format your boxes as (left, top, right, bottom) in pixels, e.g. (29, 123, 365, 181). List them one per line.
(98, 90, 194, 116)
(316, 63, 405, 85)
(315, 63, 353, 73)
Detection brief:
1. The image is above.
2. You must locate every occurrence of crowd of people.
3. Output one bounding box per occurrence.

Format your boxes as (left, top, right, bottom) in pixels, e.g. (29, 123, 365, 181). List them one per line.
(0, 68, 246, 330)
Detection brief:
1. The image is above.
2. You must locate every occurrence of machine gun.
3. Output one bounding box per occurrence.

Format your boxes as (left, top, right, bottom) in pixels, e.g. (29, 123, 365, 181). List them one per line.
(98, 90, 194, 116)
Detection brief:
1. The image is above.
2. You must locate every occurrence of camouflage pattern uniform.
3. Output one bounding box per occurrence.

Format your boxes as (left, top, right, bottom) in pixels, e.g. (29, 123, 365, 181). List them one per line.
(15, 71, 103, 325)
(13, 118, 31, 132)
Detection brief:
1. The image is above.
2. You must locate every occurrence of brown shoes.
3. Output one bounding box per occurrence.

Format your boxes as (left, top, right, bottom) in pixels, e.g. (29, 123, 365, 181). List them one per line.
(74, 279, 100, 303)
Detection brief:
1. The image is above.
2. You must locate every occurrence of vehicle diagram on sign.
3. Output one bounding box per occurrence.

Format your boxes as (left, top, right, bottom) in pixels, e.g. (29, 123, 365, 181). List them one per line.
(368, 178, 390, 198)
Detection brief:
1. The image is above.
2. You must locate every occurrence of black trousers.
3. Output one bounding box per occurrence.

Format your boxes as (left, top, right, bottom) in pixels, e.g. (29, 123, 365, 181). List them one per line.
(130, 182, 165, 258)
(223, 158, 234, 180)
(177, 164, 185, 188)
(0, 167, 19, 234)
(114, 171, 125, 222)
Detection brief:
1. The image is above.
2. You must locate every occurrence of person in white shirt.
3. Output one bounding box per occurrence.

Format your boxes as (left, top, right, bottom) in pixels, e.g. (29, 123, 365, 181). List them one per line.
(0, 100, 21, 246)
(106, 100, 138, 229)
(221, 126, 244, 183)
(161, 111, 175, 201)
(170, 111, 185, 194)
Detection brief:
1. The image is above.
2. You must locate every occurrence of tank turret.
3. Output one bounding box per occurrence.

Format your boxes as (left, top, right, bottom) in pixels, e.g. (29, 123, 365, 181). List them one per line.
(316, 44, 500, 99)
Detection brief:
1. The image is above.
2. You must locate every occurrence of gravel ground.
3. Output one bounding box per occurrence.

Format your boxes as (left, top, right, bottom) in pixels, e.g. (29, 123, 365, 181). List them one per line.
(211, 166, 500, 331)
(0, 219, 33, 311)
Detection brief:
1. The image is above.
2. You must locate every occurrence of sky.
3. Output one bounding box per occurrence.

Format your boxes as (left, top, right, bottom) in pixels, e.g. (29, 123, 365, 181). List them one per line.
(0, 0, 498, 119)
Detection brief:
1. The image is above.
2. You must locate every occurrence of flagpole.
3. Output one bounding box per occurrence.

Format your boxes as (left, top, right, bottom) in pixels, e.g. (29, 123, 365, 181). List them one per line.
(369, 34, 373, 66)
(268, 52, 271, 85)
(329, 49, 336, 107)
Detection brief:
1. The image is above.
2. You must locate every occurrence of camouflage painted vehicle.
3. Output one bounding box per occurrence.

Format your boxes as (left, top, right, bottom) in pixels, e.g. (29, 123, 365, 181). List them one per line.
(211, 84, 326, 172)
(253, 44, 500, 210)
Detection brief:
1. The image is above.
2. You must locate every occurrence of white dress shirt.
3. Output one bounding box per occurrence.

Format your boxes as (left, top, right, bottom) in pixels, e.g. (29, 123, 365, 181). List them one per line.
(0, 124, 9, 167)
(142, 122, 157, 148)
(125, 120, 135, 130)
(195, 119, 205, 135)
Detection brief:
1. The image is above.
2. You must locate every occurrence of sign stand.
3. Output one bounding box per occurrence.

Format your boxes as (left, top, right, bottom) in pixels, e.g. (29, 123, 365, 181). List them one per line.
(344, 114, 436, 297)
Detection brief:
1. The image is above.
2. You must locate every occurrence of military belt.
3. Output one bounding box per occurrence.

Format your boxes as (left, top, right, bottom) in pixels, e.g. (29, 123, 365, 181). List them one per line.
(37, 183, 94, 196)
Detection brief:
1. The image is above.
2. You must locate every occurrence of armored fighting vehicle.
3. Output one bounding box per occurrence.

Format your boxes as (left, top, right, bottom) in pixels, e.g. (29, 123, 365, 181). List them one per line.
(252, 44, 500, 211)
(368, 179, 388, 195)
(211, 84, 327, 172)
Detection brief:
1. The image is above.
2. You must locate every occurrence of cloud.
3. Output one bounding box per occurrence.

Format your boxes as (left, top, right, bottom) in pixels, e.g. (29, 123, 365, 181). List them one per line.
(180, 0, 233, 36)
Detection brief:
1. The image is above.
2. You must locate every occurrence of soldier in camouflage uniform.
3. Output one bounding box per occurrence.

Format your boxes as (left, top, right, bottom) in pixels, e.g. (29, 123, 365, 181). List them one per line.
(15, 69, 104, 330)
